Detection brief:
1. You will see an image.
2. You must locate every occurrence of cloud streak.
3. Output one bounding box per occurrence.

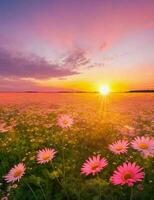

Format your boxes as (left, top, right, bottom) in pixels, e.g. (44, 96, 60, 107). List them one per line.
(0, 48, 80, 79)
(62, 48, 91, 69)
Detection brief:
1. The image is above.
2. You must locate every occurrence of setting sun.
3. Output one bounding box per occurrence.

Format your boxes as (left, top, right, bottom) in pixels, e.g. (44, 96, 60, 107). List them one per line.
(99, 85, 110, 95)
(0, 0, 153, 199)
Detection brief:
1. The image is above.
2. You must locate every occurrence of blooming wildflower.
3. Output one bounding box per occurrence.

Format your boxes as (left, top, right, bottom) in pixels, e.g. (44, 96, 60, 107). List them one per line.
(131, 136, 154, 157)
(109, 140, 129, 154)
(1, 197, 8, 200)
(121, 125, 136, 136)
(36, 148, 57, 164)
(110, 162, 144, 186)
(4, 163, 26, 183)
(0, 123, 10, 133)
(57, 114, 73, 128)
(81, 155, 108, 176)
(137, 184, 144, 191)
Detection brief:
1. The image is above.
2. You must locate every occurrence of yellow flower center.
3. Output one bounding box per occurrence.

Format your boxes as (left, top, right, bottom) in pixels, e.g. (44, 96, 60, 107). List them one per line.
(91, 163, 99, 170)
(138, 143, 148, 149)
(42, 153, 50, 160)
(14, 169, 23, 178)
(115, 145, 124, 151)
(63, 120, 68, 125)
(123, 172, 132, 180)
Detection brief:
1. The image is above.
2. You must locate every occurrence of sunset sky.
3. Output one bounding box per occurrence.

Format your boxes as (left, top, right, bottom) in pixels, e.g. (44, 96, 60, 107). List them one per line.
(0, 0, 154, 92)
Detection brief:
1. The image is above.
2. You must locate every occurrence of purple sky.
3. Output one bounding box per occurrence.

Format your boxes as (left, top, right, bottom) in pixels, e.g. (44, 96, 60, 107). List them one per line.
(0, 0, 154, 91)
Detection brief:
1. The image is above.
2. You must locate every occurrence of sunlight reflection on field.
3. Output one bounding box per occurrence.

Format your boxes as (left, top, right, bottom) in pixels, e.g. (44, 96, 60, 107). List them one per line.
(0, 93, 154, 122)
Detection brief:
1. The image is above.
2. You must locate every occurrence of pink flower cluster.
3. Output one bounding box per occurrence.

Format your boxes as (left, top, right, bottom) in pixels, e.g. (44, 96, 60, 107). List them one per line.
(4, 148, 57, 183)
(81, 155, 144, 187)
(81, 135, 154, 187)
(108, 137, 154, 157)
(120, 125, 136, 137)
(3, 114, 154, 192)
(4, 114, 73, 184)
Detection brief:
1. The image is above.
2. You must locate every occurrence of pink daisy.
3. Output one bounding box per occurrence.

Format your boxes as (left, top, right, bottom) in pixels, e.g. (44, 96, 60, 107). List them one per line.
(36, 148, 57, 164)
(81, 155, 108, 176)
(137, 184, 144, 191)
(121, 125, 136, 136)
(109, 140, 129, 154)
(1, 197, 8, 200)
(4, 163, 26, 183)
(131, 136, 154, 157)
(0, 123, 10, 133)
(110, 162, 144, 186)
(57, 114, 73, 129)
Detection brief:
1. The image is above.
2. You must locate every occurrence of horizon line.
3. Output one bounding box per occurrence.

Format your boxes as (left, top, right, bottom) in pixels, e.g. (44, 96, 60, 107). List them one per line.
(0, 89, 154, 93)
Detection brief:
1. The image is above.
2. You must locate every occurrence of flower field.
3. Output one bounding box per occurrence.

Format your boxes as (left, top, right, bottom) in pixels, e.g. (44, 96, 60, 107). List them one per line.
(0, 93, 154, 200)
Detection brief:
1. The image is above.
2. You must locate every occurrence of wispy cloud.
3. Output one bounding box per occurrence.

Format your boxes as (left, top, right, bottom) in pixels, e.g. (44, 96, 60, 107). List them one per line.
(62, 48, 91, 69)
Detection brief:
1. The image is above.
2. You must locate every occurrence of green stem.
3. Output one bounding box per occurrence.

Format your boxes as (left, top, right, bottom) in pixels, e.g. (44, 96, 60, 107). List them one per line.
(130, 187, 133, 200)
(24, 181, 38, 200)
(51, 162, 63, 188)
(61, 133, 70, 200)
(77, 191, 81, 200)
(51, 160, 69, 200)
(62, 135, 66, 183)
(39, 184, 47, 200)
(97, 174, 101, 200)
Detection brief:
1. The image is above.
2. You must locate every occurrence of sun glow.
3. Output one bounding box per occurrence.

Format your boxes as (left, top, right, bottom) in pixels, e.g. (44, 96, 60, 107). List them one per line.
(99, 85, 110, 95)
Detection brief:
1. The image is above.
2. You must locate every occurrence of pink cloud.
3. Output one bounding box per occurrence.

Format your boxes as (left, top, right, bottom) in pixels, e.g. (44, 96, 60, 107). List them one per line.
(32, 1, 154, 52)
